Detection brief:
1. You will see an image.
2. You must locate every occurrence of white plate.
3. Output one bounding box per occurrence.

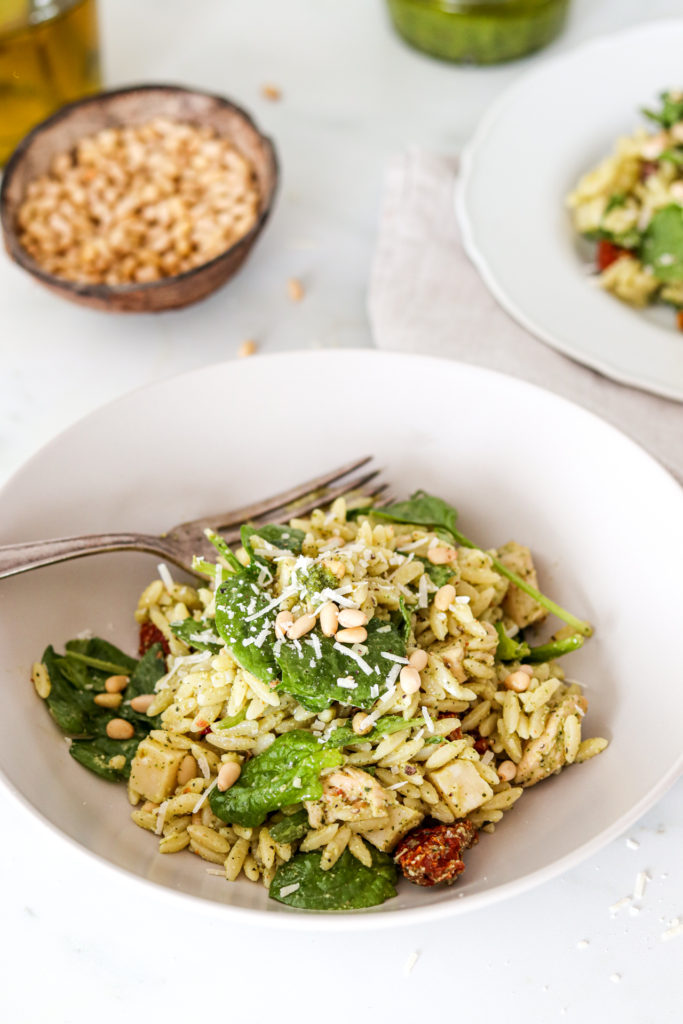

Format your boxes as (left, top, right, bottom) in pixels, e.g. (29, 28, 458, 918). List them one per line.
(457, 18, 683, 403)
(1, 350, 682, 929)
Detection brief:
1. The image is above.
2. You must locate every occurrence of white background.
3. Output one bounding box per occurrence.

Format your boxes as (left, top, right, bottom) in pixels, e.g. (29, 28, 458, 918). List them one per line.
(2, 1, 682, 1021)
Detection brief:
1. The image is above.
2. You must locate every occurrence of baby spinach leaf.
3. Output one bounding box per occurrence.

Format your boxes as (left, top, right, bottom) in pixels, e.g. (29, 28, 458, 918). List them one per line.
(640, 205, 683, 282)
(372, 490, 459, 539)
(125, 644, 166, 699)
(214, 571, 279, 683)
(270, 847, 398, 911)
(495, 623, 530, 662)
(69, 734, 142, 781)
(325, 715, 424, 748)
(43, 645, 94, 734)
(214, 709, 247, 730)
(209, 731, 343, 827)
(659, 147, 683, 167)
(170, 617, 222, 653)
(276, 616, 408, 713)
(65, 637, 137, 676)
(494, 623, 584, 663)
(300, 563, 338, 600)
(268, 808, 310, 844)
(642, 91, 683, 129)
(605, 192, 627, 214)
(204, 529, 243, 572)
(251, 523, 305, 554)
(416, 556, 454, 587)
(526, 634, 584, 663)
(41, 637, 165, 781)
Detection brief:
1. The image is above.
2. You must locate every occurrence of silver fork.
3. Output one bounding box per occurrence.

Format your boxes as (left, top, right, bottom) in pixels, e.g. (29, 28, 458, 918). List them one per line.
(0, 456, 384, 580)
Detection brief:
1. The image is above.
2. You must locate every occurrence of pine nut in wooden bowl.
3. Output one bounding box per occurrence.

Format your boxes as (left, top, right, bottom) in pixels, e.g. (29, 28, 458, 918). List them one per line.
(0, 84, 279, 312)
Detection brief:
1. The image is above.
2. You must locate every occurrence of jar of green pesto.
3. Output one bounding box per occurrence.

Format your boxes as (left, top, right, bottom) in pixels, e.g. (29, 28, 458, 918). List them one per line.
(386, 0, 570, 64)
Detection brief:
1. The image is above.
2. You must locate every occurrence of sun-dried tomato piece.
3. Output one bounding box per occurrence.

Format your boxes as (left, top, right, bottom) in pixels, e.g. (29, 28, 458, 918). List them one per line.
(596, 239, 631, 272)
(139, 621, 170, 657)
(395, 820, 478, 887)
(473, 735, 489, 755)
(436, 712, 462, 742)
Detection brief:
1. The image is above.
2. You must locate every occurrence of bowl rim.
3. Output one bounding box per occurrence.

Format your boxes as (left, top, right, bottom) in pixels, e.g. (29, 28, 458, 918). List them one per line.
(0, 82, 280, 299)
(1, 347, 683, 930)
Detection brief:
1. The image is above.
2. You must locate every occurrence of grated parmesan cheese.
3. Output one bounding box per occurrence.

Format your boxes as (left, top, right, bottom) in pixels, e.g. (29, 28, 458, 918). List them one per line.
(336, 676, 357, 689)
(403, 950, 420, 976)
(157, 562, 175, 591)
(333, 641, 372, 675)
(279, 883, 300, 898)
(661, 918, 683, 942)
(608, 895, 631, 915)
(421, 706, 434, 732)
(386, 662, 402, 688)
(633, 870, 650, 901)
(155, 800, 169, 835)
(381, 652, 409, 664)
(192, 776, 219, 814)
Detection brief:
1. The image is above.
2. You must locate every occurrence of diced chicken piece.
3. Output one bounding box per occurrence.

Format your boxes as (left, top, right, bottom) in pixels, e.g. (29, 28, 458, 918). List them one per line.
(498, 541, 548, 629)
(428, 759, 493, 817)
(363, 804, 424, 853)
(321, 767, 389, 823)
(515, 694, 588, 787)
(129, 737, 186, 804)
(429, 639, 467, 683)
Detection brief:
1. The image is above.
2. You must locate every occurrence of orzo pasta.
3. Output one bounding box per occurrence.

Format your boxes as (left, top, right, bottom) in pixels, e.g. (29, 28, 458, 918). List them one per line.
(34, 489, 606, 911)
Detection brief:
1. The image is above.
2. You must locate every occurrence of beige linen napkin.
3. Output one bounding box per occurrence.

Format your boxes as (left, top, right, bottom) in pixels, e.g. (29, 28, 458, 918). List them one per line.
(368, 150, 683, 482)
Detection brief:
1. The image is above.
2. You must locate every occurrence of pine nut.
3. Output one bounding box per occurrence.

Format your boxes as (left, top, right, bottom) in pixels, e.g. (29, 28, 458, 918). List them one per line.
(338, 608, 368, 628)
(408, 649, 428, 672)
(352, 713, 373, 736)
(519, 665, 534, 677)
(105, 674, 129, 693)
(261, 83, 282, 101)
(288, 612, 317, 640)
(287, 277, 304, 301)
(324, 559, 346, 580)
(497, 760, 517, 782)
(335, 626, 367, 644)
(427, 546, 456, 565)
(177, 754, 198, 786)
(94, 692, 122, 709)
(106, 718, 135, 740)
(319, 602, 339, 637)
(399, 666, 422, 694)
(130, 693, 155, 713)
(504, 670, 531, 693)
(238, 339, 257, 358)
(434, 584, 456, 611)
(275, 610, 294, 639)
(217, 761, 242, 791)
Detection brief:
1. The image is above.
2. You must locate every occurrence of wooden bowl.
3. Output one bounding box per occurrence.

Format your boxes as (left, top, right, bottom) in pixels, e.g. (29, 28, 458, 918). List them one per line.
(0, 84, 279, 312)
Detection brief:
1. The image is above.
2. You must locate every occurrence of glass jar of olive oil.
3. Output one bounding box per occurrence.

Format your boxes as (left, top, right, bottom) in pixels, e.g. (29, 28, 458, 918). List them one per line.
(0, 0, 100, 165)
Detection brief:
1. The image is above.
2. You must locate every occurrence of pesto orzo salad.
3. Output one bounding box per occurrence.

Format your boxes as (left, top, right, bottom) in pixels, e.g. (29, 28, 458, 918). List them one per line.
(568, 90, 683, 329)
(32, 490, 606, 911)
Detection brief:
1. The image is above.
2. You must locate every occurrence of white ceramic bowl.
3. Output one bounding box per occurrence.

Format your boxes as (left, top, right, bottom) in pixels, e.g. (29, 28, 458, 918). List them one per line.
(1, 350, 682, 928)
(457, 18, 683, 402)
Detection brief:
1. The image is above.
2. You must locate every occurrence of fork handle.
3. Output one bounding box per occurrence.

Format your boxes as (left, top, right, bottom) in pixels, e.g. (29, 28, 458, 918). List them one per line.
(0, 533, 176, 580)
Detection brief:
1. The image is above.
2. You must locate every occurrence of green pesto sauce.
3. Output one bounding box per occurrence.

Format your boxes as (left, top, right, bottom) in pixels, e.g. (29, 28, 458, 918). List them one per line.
(386, 0, 570, 65)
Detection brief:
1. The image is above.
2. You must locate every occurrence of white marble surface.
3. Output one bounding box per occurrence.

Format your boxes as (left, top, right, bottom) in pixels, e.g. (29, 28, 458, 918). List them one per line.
(2, 1, 682, 1020)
